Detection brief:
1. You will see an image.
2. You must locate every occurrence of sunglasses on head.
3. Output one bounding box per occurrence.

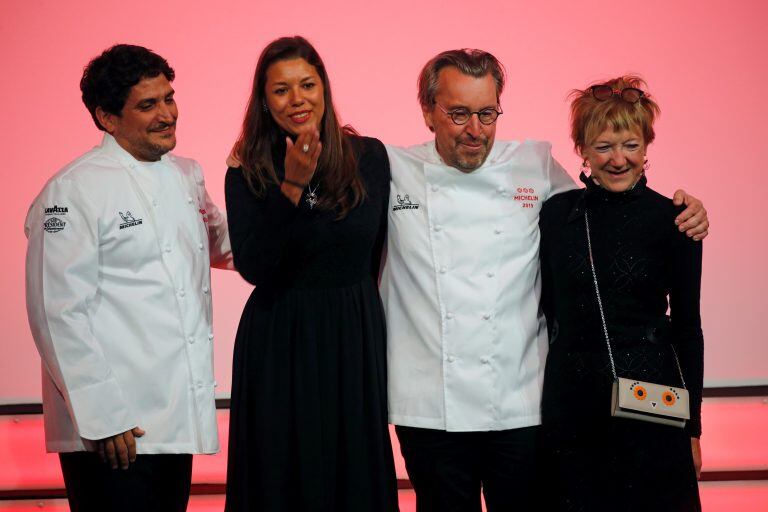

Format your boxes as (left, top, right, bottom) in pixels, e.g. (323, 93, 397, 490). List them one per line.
(590, 85, 645, 103)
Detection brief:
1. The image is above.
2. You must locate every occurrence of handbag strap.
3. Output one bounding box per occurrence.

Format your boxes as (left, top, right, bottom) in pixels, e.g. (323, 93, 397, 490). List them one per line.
(583, 210, 687, 388)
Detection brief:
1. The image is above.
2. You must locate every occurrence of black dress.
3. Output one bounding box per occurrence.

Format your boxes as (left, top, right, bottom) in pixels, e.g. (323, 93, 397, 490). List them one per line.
(224, 136, 398, 512)
(538, 173, 703, 512)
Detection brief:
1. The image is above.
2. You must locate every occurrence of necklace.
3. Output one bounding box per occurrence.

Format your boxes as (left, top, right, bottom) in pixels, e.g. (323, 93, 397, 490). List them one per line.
(306, 181, 319, 209)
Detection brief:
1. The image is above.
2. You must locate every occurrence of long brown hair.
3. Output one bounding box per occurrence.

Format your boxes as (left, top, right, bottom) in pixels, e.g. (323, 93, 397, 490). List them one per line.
(234, 36, 365, 218)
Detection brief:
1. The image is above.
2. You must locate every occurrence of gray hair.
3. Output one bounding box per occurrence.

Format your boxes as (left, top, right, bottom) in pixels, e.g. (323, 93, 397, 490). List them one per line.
(418, 49, 506, 109)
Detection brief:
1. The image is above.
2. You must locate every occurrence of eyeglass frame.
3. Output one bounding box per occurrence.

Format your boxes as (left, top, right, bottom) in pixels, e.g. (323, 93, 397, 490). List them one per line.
(435, 103, 503, 126)
(589, 85, 645, 104)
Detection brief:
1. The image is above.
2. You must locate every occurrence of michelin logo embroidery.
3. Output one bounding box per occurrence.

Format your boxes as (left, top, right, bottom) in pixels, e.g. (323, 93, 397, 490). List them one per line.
(119, 211, 143, 230)
(392, 194, 420, 211)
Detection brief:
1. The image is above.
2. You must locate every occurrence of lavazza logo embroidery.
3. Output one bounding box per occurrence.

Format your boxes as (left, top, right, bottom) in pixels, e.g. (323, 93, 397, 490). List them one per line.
(119, 211, 143, 229)
(43, 204, 68, 233)
(392, 194, 420, 211)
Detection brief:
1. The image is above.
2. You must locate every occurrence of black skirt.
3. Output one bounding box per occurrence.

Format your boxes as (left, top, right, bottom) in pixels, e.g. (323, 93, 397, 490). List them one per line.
(543, 417, 701, 512)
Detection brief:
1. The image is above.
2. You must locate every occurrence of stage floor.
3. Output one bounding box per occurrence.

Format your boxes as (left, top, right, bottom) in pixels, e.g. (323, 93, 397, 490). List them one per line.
(1, 484, 768, 511)
(1, 396, 767, 510)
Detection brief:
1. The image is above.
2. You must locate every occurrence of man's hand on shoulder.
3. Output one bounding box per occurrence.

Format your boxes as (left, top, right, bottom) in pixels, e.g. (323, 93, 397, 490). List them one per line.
(672, 190, 709, 241)
(98, 426, 145, 470)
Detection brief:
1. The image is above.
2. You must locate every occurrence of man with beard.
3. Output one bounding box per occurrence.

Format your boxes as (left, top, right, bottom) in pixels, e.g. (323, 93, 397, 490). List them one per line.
(381, 49, 709, 511)
(25, 44, 231, 512)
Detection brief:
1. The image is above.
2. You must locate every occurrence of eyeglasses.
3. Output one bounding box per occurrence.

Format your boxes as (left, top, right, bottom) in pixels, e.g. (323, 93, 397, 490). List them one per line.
(590, 85, 645, 103)
(436, 104, 503, 125)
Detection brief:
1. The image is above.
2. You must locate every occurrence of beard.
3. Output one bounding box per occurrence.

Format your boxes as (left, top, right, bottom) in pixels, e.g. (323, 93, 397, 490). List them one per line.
(451, 136, 490, 172)
(140, 126, 177, 161)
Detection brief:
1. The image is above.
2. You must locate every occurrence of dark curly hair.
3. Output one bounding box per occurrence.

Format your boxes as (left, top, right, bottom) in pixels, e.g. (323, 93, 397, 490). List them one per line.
(80, 44, 175, 131)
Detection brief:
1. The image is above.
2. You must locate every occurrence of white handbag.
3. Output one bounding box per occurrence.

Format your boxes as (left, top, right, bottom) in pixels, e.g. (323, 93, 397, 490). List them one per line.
(584, 211, 690, 428)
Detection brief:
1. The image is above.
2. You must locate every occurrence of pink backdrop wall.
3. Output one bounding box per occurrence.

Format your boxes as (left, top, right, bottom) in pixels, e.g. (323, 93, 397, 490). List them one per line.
(2, 0, 766, 403)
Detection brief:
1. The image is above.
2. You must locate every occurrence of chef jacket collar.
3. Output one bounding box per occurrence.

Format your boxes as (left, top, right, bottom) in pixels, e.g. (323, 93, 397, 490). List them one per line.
(100, 133, 172, 170)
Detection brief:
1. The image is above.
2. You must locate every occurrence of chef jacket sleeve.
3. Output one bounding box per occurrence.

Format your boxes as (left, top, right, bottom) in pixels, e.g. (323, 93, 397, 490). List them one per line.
(545, 148, 578, 199)
(203, 187, 234, 270)
(25, 176, 138, 441)
(191, 161, 233, 270)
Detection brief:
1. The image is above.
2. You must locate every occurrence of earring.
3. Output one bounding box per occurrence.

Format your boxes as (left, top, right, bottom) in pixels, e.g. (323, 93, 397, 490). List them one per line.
(643, 158, 650, 171)
(262, 101, 269, 113)
(581, 159, 590, 174)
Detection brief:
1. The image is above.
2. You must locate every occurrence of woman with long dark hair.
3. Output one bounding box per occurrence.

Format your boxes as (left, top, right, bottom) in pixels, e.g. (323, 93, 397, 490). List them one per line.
(223, 36, 398, 511)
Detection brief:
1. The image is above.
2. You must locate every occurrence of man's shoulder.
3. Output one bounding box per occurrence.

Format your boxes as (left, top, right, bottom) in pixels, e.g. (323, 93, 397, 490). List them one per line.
(385, 141, 435, 162)
(26, 145, 117, 227)
(384, 142, 437, 183)
(488, 139, 552, 163)
(163, 152, 204, 185)
(42, 144, 123, 191)
(165, 152, 200, 170)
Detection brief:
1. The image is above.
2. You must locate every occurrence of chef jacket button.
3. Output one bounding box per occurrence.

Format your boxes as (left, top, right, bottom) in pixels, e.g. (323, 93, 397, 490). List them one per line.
(214, 381, 218, 388)
(446, 312, 454, 320)
(494, 228, 503, 235)
(129, 163, 136, 169)
(439, 266, 447, 274)
(164, 244, 172, 253)
(178, 288, 185, 297)
(433, 224, 443, 232)
(481, 357, 490, 364)
(497, 186, 505, 193)
(187, 196, 193, 204)
(482, 313, 491, 320)
(447, 355, 456, 363)
(152, 199, 159, 207)
(198, 242, 204, 251)
(432, 185, 440, 192)
(196, 382, 203, 389)
(487, 271, 495, 278)
(208, 333, 214, 340)
(202, 285, 210, 293)
(187, 336, 195, 344)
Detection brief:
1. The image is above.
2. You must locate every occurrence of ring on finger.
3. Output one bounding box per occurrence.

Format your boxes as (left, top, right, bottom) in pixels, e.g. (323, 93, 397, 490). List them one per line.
(302, 143, 310, 153)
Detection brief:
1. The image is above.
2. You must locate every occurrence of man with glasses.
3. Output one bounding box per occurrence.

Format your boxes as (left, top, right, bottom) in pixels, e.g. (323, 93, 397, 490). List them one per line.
(381, 49, 709, 511)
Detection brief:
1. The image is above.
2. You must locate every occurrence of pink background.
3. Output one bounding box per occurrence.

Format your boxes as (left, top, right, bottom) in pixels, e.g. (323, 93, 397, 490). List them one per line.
(2, 0, 767, 403)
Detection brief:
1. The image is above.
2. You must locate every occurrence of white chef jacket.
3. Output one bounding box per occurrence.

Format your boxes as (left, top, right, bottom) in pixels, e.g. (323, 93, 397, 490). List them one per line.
(25, 133, 232, 454)
(382, 140, 577, 432)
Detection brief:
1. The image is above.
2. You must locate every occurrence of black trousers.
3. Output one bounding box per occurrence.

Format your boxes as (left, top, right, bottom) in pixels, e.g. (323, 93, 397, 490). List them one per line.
(59, 452, 193, 512)
(395, 425, 540, 512)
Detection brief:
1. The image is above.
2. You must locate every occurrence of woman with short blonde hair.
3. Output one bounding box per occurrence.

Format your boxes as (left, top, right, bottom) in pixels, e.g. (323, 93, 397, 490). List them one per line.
(539, 76, 704, 511)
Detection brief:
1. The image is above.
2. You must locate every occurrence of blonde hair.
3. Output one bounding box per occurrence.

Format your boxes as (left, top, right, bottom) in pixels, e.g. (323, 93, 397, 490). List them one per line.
(569, 75, 661, 154)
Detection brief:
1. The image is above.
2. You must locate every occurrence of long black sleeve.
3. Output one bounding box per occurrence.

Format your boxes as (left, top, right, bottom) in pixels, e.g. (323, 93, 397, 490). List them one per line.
(669, 224, 704, 437)
(224, 167, 301, 287)
(366, 139, 390, 285)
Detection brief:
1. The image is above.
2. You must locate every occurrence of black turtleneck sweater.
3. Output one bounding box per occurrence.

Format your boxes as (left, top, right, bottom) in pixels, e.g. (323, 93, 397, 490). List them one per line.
(538, 173, 704, 437)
